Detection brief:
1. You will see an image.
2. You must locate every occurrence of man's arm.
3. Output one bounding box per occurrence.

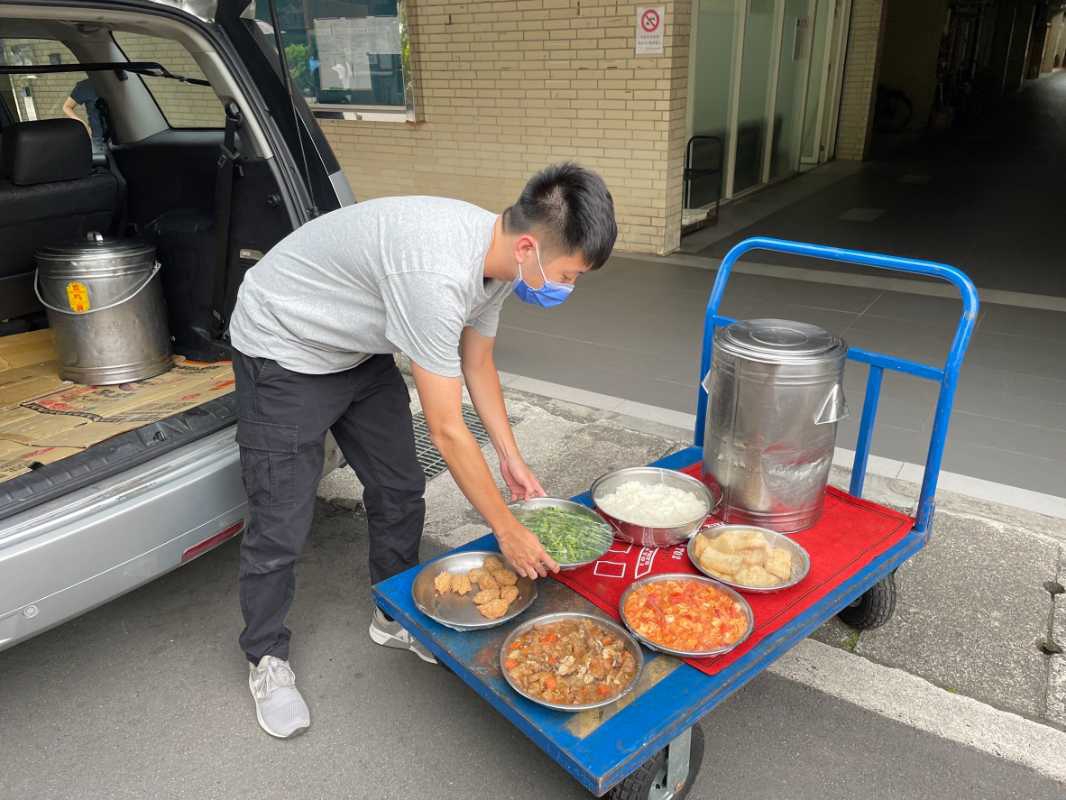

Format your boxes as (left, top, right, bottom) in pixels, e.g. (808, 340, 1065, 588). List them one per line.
(62, 97, 90, 135)
(411, 363, 559, 579)
(460, 326, 544, 500)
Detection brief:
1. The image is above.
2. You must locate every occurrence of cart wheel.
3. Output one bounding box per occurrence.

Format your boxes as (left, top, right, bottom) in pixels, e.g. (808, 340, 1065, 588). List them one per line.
(838, 573, 897, 630)
(607, 724, 704, 800)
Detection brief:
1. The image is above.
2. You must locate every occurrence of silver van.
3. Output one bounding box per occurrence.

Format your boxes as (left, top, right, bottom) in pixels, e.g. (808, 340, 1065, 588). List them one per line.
(0, 0, 351, 651)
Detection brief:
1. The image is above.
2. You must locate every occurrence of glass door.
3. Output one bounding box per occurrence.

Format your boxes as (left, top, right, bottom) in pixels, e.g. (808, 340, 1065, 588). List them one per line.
(732, 0, 777, 195)
(770, 0, 816, 180)
(687, 0, 741, 211)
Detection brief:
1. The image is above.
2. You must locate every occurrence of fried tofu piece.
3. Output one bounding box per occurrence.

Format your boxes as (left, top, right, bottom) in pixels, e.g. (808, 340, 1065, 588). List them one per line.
(735, 565, 778, 587)
(700, 549, 742, 577)
(499, 585, 519, 605)
(476, 572, 499, 591)
(738, 530, 767, 550)
(492, 569, 518, 587)
(482, 556, 504, 572)
(473, 587, 500, 605)
(433, 571, 453, 594)
(477, 598, 511, 620)
(741, 544, 769, 566)
(451, 572, 473, 595)
(710, 531, 747, 554)
(765, 548, 792, 581)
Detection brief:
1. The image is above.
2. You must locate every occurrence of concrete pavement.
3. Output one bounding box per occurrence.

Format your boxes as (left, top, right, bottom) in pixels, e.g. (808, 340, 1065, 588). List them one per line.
(2, 385, 1065, 799)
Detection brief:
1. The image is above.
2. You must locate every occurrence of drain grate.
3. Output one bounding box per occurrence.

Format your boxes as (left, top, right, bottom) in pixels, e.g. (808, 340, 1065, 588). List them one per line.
(412, 404, 516, 480)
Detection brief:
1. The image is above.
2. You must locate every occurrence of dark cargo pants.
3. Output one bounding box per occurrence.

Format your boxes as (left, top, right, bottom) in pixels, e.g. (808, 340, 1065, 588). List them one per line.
(232, 351, 426, 664)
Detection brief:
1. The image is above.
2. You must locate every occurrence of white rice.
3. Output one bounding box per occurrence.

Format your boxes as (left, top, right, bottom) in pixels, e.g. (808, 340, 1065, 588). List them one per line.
(597, 480, 708, 527)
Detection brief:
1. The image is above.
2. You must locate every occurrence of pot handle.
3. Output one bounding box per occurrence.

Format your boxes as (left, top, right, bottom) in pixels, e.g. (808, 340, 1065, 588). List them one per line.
(815, 381, 849, 425)
(34, 261, 162, 317)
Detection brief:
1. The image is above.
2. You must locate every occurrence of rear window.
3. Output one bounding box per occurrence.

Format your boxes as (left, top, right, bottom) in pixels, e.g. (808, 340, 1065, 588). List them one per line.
(112, 32, 224, 128)
(0, 38, 89, 124)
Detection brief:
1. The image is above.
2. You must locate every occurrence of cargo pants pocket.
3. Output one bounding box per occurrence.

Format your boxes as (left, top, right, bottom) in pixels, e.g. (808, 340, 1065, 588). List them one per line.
(236, 419, 299, 507)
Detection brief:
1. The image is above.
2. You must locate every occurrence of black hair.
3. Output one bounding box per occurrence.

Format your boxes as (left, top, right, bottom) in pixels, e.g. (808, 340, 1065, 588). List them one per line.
(502, 163, 617, 270)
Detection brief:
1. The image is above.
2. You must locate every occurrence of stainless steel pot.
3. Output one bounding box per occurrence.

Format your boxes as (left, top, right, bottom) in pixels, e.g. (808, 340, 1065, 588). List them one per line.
(35, 232, 172, 384)
(590, 466, 721, 548)
(702, 319, 848, 533)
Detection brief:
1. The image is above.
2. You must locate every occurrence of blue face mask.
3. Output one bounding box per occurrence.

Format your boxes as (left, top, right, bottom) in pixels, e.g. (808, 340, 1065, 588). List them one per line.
(513, 245, 574, 308)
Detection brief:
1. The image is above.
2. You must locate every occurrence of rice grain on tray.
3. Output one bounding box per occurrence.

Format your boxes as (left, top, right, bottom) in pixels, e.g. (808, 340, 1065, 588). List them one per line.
(598, 481, 708, 528)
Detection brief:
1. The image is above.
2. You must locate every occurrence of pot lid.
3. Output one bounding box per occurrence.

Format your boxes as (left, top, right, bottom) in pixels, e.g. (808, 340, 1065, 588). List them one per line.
(715, 318, 846, 364)
(36, 231, 155, 262)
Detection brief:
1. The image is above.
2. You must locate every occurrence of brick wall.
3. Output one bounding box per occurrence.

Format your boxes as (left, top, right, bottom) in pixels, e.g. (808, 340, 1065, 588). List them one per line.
(322, 0, 693, 255)
(835, 0, 885, 161)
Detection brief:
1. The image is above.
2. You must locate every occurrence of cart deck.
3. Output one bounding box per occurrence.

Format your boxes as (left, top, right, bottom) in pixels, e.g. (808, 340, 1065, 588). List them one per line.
(374, 237, 979, 798)
(375, 447, 926, 796)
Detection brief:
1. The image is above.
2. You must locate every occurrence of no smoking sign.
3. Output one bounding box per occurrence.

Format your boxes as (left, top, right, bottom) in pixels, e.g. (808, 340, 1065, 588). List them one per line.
(635, 6, 665, 55)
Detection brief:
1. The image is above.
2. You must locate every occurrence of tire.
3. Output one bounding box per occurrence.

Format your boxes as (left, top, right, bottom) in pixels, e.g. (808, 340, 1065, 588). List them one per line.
(838, 573, 897, 630)
(607, 724, 704, 800)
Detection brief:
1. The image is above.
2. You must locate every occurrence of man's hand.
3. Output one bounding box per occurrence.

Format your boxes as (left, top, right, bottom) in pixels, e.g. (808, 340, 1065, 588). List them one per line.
(500, 453, 546, 502)
(497, 522, 560, 579)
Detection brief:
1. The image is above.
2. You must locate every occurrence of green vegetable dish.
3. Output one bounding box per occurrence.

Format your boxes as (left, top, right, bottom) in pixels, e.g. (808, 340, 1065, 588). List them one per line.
(516, 506, 615, 566)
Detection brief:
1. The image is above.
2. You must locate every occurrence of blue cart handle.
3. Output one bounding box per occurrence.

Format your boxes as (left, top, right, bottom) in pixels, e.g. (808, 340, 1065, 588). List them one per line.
(696, 237, 980, 535)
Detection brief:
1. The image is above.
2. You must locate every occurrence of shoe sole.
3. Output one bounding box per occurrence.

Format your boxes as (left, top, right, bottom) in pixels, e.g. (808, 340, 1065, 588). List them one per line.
(369, 624, 438, 664)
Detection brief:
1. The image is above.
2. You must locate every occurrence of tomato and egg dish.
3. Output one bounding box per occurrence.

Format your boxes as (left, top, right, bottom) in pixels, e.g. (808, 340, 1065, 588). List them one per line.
(623, 578, 748, 653)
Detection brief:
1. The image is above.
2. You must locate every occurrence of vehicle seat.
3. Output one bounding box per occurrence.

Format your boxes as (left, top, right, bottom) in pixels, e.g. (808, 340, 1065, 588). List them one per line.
(0, 118, 119, 320)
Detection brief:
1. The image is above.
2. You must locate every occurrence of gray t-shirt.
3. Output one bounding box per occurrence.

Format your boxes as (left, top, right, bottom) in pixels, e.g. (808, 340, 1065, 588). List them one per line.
(227, 196, 512, 377)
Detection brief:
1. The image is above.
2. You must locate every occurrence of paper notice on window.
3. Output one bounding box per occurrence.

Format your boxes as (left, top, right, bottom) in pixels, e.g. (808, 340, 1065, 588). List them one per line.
(314, 16, 402, 92)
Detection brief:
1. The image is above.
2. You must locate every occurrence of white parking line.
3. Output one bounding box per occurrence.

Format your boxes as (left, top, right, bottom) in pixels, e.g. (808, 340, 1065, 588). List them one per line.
(772, 639, 1066, 784)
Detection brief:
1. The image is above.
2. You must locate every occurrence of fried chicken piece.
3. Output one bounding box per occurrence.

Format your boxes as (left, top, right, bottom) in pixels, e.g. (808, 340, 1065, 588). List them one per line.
(473, 587, 500, 605)
(491, 569, 518, 587)
(477, 598, 511, 620)
(499, 585, 519, 604)
(451, 572, 472, 595)
(433, 571, 453, 594)
(476, 572, 499, 591)
(482, 555, 504, 572)
(467, 568, 489, 586)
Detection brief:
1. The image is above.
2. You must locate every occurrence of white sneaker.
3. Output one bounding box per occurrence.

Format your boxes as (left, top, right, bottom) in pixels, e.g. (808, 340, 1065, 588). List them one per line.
(248, 655, 310, 739)
(369, 608, 438, 664)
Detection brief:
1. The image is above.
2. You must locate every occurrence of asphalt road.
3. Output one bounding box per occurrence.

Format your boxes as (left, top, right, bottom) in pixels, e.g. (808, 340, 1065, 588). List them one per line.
(1, 501, 1063, 800)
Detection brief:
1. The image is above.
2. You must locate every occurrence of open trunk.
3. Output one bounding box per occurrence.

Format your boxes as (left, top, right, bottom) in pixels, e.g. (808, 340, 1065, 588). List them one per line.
(0, 0, 344, 521)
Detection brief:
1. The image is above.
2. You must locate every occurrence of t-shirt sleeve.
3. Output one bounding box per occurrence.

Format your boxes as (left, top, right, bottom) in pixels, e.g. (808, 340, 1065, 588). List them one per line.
(70, 80, 90, 104)
(381, 272, 467, 378)
(467, 293, 508, 339)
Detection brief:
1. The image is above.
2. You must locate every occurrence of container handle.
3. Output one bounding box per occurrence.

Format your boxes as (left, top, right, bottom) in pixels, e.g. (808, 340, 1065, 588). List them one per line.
(34, 261, 162, 317)
(815, 382, 849, 425)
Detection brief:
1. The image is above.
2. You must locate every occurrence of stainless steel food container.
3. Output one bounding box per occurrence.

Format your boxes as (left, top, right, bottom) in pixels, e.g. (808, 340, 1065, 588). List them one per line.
(687, 524, 811, 593)
(499, 612, 643, 711)
(509, 497, 615, 569)
(411, 550, 537, 631)
(590, 467, 721, 548)
(618, 573, 754, 658)
(35, 232, 172, 384)
(702, 319, 848, 533)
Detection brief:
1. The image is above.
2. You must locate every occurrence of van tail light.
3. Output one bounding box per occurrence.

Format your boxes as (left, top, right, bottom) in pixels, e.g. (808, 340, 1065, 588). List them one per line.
(181, 520, 245, 563)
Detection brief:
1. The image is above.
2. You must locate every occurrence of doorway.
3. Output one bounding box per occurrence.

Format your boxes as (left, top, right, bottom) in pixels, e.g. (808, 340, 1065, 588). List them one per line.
(684, 0, 852, 225)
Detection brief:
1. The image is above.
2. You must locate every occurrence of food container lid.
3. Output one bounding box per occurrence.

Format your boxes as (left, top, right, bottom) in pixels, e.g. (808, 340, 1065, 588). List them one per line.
(715, 318, 846, 365)
(36, 231, 155, 263)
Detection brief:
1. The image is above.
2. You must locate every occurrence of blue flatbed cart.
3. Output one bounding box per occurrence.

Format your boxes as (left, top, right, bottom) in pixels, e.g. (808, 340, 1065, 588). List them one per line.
(373, 238, 980, 799)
